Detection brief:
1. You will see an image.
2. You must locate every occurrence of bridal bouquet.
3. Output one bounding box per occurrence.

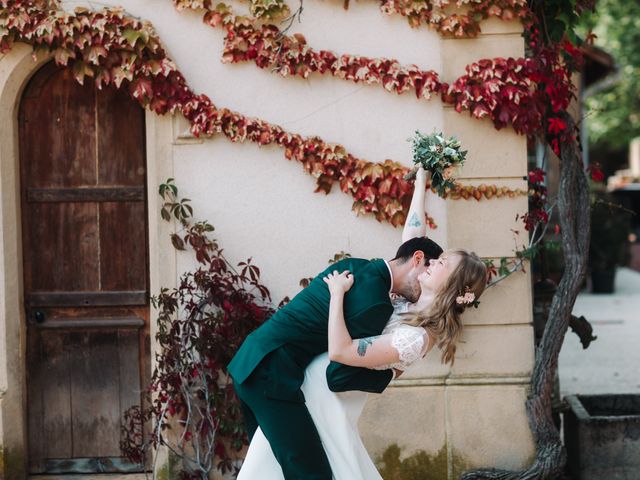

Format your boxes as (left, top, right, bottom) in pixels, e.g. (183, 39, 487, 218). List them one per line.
(409, 131, 467, 197)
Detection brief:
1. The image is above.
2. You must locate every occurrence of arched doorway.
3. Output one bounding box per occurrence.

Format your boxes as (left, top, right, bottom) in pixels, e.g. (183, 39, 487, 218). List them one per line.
(19, 62, 151, 474)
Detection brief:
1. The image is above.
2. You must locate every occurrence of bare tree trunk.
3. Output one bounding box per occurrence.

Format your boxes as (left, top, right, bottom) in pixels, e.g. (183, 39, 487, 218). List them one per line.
(460, 113, 590, 480)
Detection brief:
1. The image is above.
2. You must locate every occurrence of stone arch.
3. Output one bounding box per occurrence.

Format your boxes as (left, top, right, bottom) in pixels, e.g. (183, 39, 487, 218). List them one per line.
(0, 44, 56, 479)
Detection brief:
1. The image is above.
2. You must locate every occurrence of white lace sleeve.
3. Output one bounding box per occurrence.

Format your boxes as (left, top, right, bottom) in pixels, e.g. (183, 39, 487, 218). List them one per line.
(390, 327, 426, 368)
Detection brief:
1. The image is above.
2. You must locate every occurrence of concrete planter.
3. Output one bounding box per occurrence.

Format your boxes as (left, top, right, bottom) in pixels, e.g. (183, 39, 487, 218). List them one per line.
(564, 394, 640, 480)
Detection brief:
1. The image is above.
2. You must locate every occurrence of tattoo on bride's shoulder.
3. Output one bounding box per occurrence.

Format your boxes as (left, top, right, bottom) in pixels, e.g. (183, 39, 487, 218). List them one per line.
(357, 337, 375, 357)
(408, 212, 422, 228)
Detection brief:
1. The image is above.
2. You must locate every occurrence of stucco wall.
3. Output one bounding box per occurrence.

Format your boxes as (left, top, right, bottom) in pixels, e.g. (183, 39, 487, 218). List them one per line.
(0, 1, 535, 478)
(96, 0, 447, 299)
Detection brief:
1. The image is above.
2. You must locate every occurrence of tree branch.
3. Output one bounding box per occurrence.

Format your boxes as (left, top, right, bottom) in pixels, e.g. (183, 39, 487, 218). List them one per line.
(461, 113, 590, 480)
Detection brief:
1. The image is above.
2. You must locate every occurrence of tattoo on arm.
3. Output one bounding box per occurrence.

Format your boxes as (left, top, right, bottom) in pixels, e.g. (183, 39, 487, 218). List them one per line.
(408, 212, 422, 228)
(357, 337, 375, 357)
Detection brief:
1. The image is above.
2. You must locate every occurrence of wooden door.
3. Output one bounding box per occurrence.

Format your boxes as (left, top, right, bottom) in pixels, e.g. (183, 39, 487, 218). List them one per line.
(20, 62, 151, 474)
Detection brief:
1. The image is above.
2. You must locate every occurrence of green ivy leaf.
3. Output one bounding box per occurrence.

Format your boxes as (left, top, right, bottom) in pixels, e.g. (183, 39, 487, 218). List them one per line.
(72, 61, 93, 85)
(498, 257, 510, 276)
(170, 233, 186, 250)
(122, 28, 149, 47)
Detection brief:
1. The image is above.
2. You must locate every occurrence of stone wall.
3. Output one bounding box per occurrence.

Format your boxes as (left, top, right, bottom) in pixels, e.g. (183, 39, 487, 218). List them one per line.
(359, 17, 535, 478)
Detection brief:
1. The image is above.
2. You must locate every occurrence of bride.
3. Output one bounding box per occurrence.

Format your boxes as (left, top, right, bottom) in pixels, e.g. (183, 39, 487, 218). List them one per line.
(236, 167, 488, 479)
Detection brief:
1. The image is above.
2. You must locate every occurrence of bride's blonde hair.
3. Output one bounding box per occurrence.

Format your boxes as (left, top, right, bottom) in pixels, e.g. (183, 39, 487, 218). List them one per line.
(402, 249, 487, 366)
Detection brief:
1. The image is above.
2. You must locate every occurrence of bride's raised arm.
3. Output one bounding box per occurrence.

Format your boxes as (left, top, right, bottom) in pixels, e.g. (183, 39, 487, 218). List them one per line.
(402, 167, 430, 242)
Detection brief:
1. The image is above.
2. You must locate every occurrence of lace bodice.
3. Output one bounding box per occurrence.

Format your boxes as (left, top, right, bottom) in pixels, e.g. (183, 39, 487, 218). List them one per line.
(371, 299, 429, 371)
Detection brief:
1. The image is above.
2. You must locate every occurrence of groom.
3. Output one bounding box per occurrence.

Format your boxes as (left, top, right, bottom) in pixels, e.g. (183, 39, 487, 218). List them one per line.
(228, 236, 443, 479)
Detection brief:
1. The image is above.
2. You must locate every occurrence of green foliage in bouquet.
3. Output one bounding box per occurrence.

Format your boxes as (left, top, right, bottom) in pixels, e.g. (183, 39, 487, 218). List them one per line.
(410, 131, 467, 197)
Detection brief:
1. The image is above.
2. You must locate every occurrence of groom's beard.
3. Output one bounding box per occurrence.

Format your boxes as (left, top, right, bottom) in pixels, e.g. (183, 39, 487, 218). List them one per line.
(398, 275, 421, 303)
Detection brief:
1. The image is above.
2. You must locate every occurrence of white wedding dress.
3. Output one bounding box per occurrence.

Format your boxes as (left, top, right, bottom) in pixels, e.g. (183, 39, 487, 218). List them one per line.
(237, 300, 429, 480)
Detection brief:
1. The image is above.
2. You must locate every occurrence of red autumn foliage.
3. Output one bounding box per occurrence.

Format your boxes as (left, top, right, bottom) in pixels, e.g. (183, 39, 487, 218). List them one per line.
(1, 0, 530, 230)
(202, 5, 578, 144)
(120, 218, 275, 477)
(0, 0, 420, 226)
(180, 0, 531, 37)
(523, 168, 549, 232)
(588, 163, 605, 182)
(379, 0, 531, 35)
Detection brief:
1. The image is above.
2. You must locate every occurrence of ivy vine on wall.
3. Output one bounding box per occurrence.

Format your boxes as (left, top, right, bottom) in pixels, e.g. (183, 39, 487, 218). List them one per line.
(0, 0, 527, 229)
(201, 3, 548, 135)
(175, 0, 532, 37)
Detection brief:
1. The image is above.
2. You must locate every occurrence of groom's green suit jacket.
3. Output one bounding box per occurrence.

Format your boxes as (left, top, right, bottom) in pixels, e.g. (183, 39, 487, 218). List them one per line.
(228, 257, 395, 400)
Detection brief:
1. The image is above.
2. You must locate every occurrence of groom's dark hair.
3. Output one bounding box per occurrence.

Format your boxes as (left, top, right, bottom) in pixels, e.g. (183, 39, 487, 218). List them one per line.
(392, 237, 443, 265)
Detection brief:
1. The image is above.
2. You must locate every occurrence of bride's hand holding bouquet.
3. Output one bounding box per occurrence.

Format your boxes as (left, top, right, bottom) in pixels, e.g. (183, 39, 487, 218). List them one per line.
(406, 131, 467, 197)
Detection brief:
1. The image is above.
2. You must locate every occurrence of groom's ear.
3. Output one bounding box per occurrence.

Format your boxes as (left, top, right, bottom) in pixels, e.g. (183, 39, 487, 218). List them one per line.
(413, 250, 425, 266)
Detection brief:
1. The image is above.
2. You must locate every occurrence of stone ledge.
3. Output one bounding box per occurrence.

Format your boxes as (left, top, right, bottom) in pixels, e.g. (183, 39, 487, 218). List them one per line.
(391, 375, 531, 388)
